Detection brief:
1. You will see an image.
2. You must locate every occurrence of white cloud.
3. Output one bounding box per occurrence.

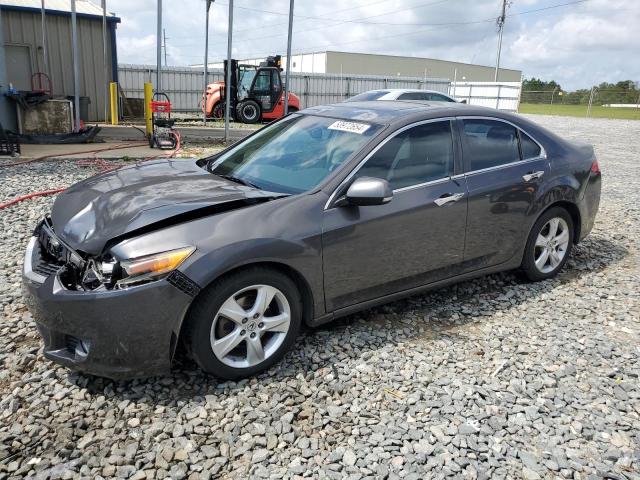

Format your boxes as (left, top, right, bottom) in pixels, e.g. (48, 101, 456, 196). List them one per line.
(106, 0, 640, 90)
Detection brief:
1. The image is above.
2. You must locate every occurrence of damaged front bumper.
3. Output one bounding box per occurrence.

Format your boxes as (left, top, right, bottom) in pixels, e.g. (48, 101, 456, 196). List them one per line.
(22, 231, 195, 380)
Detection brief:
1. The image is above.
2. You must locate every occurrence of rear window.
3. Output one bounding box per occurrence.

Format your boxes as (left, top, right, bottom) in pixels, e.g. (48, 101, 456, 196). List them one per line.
(462, 119, 520, 171)
(520, 131, 542, 159)
(346, 90, 389, 102)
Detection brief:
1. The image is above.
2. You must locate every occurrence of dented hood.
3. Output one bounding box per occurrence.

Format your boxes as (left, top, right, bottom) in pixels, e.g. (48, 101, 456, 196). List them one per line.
(51, 159, 279, 254)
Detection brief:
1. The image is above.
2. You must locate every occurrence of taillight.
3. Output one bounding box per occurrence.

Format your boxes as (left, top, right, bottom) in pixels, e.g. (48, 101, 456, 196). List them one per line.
(590, 159, 601, 174)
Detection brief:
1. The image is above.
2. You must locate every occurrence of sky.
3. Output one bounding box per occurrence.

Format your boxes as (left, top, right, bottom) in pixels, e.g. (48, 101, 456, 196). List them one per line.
(107, 0, 640, 91)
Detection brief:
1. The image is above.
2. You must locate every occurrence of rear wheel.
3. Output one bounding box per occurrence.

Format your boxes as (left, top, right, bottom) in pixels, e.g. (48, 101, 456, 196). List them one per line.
(187, 268, 302, 379)
(521, 207, 574, 281)
(237, 100, 261, 124)
(212, 102, 224, 119)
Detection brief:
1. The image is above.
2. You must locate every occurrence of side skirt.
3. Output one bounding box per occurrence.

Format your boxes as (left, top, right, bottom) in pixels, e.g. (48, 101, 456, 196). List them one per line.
(307, 258, 522, 328)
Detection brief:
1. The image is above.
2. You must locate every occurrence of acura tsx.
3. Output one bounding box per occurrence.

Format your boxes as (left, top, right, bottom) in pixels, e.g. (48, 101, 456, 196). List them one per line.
(22, 101, 601, 380)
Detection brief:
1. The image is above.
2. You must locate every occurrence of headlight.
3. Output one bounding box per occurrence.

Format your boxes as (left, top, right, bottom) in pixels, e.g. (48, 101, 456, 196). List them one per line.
(117, 246, 195, 287)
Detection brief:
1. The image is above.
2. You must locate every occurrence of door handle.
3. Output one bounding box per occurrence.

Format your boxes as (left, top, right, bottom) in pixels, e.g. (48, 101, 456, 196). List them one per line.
(434, 192, 465, 206)
(522, 171, 544, 182)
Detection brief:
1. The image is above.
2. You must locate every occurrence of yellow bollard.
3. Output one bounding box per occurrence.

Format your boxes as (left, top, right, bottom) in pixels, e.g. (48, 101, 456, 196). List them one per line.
(109, 82, 119, 125)
(144, 82, 153, 136)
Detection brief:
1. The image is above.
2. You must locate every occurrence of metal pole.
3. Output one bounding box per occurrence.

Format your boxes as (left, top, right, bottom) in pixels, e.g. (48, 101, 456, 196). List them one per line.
(550, 86, 557, 105)
(224, 0, 233, 143)
(156, 0, 162, 92)
(71, 0, 80, 131)
(494, 0, 507, 82)
(102, 0, 108, 123)
(452, 68, 457, 98)
(203, 0, 213, 126)
(163, 28, 167, 66)
(40, 0, 48, 75)
(283, 0, 294, 115)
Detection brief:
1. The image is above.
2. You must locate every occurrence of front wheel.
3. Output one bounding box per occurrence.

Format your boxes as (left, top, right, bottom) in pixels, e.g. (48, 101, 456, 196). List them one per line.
(236, 100, 261, 124)
(186, 268, 302, 379)
(521, 207, 574, 281)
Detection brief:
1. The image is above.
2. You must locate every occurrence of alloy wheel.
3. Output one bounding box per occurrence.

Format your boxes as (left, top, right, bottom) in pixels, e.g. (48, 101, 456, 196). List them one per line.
(533, 217, 570, 274)
(210, 284, 291, 368)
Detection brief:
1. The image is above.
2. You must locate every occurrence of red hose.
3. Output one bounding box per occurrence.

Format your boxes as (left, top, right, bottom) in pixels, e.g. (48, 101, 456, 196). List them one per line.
(0, 188, 66, 209)
(0, 138, 184, 209)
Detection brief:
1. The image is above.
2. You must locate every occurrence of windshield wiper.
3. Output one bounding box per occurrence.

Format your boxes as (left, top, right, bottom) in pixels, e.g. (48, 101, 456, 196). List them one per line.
(217, 174, 261, 190)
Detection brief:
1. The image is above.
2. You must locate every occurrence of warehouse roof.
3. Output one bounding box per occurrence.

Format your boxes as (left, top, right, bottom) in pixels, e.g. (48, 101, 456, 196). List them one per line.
(0, 0, 118, 20)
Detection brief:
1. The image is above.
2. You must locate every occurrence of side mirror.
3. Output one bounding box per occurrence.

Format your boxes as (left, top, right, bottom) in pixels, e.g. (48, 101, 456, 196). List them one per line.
(459, 99, 467, 104)
(344, 177, 393, 206)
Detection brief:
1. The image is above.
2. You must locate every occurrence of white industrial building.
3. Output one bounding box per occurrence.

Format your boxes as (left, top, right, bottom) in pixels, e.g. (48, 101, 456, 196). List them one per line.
(205, 50, 522, 83)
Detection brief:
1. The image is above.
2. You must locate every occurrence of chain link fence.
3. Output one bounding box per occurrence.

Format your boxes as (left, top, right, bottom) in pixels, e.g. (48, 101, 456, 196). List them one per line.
(521, 88, 640, 117)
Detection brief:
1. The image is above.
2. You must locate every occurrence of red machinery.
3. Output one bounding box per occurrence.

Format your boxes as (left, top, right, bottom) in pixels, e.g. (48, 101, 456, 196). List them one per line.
(203, 55, 300, 124)
(149, 92, 180, 150)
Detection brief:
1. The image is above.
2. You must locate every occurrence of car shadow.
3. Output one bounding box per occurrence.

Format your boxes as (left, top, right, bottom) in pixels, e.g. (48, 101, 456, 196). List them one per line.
(70, 234, 628, 403)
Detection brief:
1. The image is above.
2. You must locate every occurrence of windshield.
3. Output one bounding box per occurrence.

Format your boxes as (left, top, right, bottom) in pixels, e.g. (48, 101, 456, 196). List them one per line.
(345, 90, 389, 102)
(238, 67, 256, 98)
(208, 114, 381, 194)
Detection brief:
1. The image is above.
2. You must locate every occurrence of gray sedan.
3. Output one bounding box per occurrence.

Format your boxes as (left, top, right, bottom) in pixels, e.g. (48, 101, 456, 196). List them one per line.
(22, 101, 601, 380)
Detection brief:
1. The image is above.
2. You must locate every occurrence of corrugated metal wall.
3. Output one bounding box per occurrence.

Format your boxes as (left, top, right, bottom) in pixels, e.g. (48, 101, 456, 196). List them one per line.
(1, 8, 114, 121)
(449, 82, 522, 112)
(118, 64, 452, 113)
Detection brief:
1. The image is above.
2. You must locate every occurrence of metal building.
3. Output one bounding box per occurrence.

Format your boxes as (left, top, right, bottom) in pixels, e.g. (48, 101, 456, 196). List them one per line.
(0, 0, 120, 127)
(206, 50, 522, 83)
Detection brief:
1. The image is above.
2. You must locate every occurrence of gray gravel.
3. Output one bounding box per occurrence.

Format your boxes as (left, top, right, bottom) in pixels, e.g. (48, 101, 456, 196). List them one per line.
(1, 115, 639, 479)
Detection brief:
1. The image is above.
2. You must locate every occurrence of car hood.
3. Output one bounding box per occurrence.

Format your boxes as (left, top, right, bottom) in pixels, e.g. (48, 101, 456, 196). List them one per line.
(51, 159, 282, 255)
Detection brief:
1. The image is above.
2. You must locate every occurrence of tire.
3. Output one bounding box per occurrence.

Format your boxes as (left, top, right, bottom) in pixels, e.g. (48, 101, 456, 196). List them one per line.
(521, 207, 574, 281)
(237, 100, 261, 124)
(186, 267, 302, 380)
(212, 102, 224, 119)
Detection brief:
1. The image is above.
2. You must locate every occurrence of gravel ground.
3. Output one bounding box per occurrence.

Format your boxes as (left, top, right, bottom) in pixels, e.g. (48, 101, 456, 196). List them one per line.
(0, 115, 639, 480)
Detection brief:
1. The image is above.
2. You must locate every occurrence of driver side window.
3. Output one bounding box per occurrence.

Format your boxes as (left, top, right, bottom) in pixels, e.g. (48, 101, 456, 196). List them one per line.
(253, 71, 270, 92)
(354, 121, 454, 190)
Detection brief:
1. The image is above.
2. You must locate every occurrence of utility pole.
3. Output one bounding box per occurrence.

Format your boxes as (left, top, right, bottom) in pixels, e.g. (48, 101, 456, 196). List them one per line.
(40, 0, 48, 76)
(203, 0, 214, 126)
(71, 0, 80, 131)
(283, 0, 294, 115)
(224, 0, 233, 143)
(102, 0, 108, 123)
(163, 28, 168, 66)
(156, 0, 162, 92)
(494, 0, 508, 82)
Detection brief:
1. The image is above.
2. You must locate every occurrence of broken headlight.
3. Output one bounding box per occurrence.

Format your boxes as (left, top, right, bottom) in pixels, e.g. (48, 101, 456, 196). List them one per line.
(116, 246, 195, 288)
(81, 246, 195, 290)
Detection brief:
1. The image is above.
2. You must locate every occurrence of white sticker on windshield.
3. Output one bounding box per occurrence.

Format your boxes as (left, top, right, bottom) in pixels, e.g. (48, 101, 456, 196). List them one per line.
(328, 120, 371, 134)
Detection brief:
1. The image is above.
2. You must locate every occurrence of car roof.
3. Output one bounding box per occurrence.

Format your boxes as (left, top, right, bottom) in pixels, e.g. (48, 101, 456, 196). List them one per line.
(301, 100, 509, 125)
(384, 89, 448, 94)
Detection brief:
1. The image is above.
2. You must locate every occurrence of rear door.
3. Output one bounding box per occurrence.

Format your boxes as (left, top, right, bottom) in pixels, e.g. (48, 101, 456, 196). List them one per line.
(322, 119, 468, 311)
(458, 117, 549, 269)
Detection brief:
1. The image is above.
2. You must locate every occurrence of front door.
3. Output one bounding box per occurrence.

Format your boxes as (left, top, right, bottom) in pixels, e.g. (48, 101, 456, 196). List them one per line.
(459, 118, 549, 269)
(322, 120, 468, 311)
(251, 68, 279, 113)
(6, 45, 32, 90)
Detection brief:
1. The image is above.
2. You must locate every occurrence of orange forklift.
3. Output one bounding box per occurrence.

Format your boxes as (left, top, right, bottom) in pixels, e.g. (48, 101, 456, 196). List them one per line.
(203, 55, 301, 124)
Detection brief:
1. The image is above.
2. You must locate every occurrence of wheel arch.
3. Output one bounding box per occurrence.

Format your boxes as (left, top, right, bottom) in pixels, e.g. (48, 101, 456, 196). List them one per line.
(539, 200, 582, 244)
(174, 261, 315, 359)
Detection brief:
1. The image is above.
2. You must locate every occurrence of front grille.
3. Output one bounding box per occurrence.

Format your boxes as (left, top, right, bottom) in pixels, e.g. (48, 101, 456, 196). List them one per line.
(32, 240, 64, 277)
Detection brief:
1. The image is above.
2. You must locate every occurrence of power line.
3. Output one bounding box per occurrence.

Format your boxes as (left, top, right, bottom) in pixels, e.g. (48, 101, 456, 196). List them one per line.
(171, 0, 594, 62)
